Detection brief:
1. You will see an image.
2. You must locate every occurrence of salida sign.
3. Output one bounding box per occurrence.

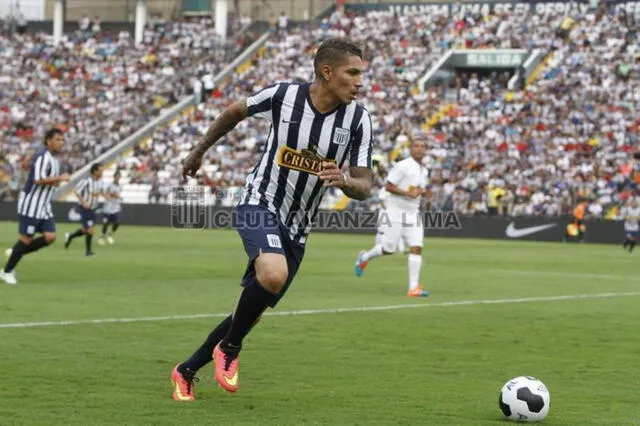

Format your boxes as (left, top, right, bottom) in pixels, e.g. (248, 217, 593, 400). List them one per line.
(466, 52, 526, 67)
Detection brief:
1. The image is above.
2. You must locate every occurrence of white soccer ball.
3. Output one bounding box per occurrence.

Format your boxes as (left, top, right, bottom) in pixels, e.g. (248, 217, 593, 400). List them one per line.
(499, 376, 550, 422)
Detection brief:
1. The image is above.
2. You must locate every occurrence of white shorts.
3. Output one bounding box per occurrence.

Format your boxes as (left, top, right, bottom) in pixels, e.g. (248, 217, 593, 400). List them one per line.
(378, 208, 423, 252)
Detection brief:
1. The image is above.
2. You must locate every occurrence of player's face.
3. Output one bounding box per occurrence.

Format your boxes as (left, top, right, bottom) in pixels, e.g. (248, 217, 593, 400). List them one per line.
(409, 141, 426, 162)
(46, 134, 65, 154)
(92, 167, 103, 179)
(326, 55, 364, 104)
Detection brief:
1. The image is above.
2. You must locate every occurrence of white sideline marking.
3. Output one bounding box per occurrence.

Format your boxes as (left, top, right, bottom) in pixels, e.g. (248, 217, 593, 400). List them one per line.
(1, 292, 639, 330)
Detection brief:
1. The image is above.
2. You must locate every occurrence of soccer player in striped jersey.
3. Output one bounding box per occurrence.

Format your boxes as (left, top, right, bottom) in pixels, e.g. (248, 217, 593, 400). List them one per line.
(64, 163, 103, 256)
(98, 172, 122, 246)
(1, 129, 70, 285)
(170, 38, 373, 401)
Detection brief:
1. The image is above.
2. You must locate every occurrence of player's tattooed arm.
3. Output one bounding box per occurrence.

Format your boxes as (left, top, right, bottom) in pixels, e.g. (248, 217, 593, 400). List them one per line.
(341, 166, 373, 201)
(183, 100, 249, 178)
(194, 100, 249, 155)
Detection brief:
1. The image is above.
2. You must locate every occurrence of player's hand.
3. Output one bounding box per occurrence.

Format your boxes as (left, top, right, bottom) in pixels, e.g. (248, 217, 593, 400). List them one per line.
(318, 162, 346, 187)
(182, 149, 203, 179)
(406, 188, 422, 199)
(58, 173, 71, 182)
(82, 202, 90, 209)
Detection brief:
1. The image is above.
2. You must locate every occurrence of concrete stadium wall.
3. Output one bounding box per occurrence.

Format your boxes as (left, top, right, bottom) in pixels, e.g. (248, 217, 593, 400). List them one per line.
(0, 201, 625, 245)
(44, 0, 181, 21)
(235, 0, 510, 21)
(42, 0, 509, 23)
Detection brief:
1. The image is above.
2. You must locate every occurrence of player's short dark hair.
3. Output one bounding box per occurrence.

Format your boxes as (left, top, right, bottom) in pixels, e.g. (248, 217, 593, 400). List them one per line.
(44, 128, 64, 145)
(313, 38, 363, 78)
(90, 163, 102, 174)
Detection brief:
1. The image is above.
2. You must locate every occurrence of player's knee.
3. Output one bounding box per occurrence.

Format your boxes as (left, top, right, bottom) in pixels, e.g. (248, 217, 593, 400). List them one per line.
(85, 228, 94, 236)
(19, 235, 34, 245)
(256, 268, 288, 293)
(44, 234, 56, 244)
(382, 239, 397, 254)
(410, 246, 421, 255)
(255, 252, 288, 293)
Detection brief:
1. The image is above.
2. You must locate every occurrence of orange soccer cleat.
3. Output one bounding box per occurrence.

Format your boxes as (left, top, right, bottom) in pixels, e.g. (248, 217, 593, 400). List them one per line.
(171, 364, 197, 401)
(407, 286, 429, 298)
(213, 343, 240, 393)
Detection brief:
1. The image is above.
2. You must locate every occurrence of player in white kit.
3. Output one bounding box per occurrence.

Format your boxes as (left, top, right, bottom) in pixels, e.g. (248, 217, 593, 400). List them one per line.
(375, 187, 406, 253)
(620, 197, 640, 253)
(355, 139, 429, 297)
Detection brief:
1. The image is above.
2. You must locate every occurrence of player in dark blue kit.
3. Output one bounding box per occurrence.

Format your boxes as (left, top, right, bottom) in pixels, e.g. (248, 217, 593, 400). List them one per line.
(1, 129, 70, 285)
(170, 38, 374, 401)
(64, 163, 104, 257)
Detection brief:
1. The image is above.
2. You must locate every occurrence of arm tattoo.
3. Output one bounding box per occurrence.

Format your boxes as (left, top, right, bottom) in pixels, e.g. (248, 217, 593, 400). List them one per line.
(341, 166, 373, 201)
(195, 101, 248, 155)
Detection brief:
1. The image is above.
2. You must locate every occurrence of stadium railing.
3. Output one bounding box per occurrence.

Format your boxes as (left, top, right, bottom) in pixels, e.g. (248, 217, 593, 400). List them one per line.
(56, 30, 272, 200)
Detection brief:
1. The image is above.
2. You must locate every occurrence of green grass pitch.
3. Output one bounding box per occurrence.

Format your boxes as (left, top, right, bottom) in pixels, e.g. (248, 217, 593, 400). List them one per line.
(0, 221, 638, 425)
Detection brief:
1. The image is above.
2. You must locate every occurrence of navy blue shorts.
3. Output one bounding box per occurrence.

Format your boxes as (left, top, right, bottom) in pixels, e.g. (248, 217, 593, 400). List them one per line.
(78, 206, 97, 229)
(626, 230, 638, 239)
(102, 213, 121, 224)
(18, 215, 56, 237)
(235, 204, 305, 308)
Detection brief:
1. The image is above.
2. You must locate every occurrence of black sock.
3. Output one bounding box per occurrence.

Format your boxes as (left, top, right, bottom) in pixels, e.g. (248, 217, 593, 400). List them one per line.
(3, 241, 28, 273)
(69, 229, 84, 241)
(102, 223, 109, 236)
(112, 224, 119, 233)
(624, 239, 629, 248)
(85, 234, 93, 253)
(22, 237, 49, 255)
(179, 315, 233, 375)
(221, 281, 273, 348)
(630, 241, 636, 252)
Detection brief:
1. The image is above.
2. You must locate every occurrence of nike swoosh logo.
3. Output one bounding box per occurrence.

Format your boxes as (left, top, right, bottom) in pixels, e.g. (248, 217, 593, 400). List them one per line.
(223, 372, 238, 386)
(172, 379, 192, 400)
(505, 222, 557, 238)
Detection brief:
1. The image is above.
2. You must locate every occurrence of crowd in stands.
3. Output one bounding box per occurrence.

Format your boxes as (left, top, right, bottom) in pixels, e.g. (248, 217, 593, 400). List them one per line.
(422, 3, 640, 219)
(3, 3, 640, 221)
(116, 4, 589, 214)
(0, 16, 248, 201)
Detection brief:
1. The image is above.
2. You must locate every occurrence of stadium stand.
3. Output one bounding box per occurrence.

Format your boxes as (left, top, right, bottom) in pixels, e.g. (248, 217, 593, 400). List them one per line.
(2, 3, 639, 221)
(0, 17, 247, 201)
(105, 6, 573, 211)
(429, 4, 640, 218)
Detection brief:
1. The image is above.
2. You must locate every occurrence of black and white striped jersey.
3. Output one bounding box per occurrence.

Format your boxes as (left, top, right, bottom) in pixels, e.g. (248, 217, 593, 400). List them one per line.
(17, 149, 61, 219)
(238, 82, 373, 244)
(75, 177, 103, 210)
(102, 183, 122, 214)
